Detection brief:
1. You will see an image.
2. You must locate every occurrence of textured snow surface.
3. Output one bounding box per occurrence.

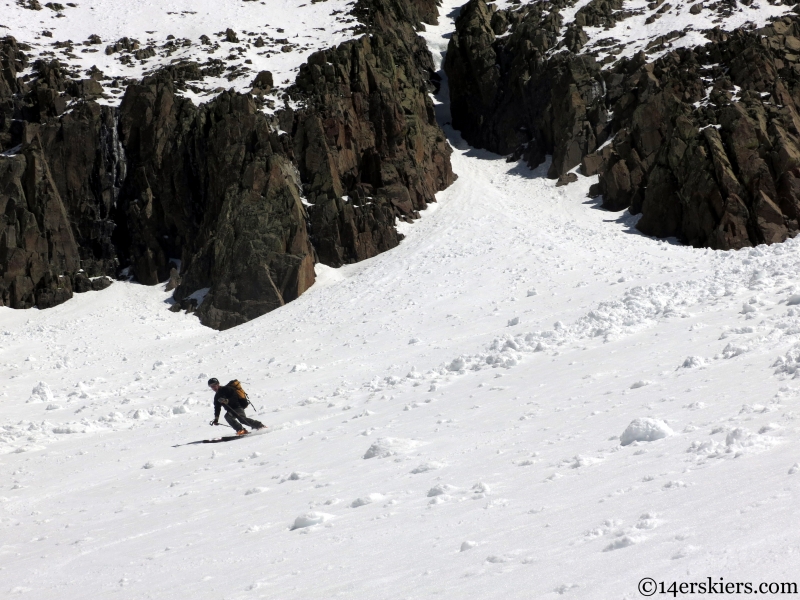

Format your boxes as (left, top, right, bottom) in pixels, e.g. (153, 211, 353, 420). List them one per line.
(3, 0, 357, 107)
(1, 1, 800, 597)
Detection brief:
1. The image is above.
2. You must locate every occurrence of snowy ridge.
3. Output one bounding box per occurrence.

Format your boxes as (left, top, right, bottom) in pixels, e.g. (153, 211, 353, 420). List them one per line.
(1, 1, 800, 597)
(493, 0, 793, 65)
(3, 0, 357, 108)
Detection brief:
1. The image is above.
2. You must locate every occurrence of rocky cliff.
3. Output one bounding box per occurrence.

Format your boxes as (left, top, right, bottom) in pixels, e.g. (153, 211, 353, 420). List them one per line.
(0, 0, 454, 328)
(593, 19, 800, 249)
(445, 0, 800, 250)
(289, 0, 454, 269)
(445, 0, 611, 178)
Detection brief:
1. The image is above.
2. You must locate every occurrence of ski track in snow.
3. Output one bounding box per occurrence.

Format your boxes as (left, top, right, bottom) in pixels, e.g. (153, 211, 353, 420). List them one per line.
(2, 1, 800, 598)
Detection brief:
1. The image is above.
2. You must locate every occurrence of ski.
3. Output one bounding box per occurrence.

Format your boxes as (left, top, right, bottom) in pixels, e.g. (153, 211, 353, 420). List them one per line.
(172, 428, 269, 447)
(172, 435, 248, 447)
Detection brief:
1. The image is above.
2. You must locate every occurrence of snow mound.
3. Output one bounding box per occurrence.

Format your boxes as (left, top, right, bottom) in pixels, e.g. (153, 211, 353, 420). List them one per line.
(410, 461, 445, 474)
(363, 438, 422, 459)
(351, 493, 385, 508)
(290, 512, 332, 531)
(602, 535, 643, 552)
(27, 382, 54, 404)
(721, 343, 748, 359)
(680, 356, 705, 369)
(772, 344, 800, 377)
(142, 460, 172, 469)
(427, 484, 457, 497)
(568, 455, 603, 469)
(672, 545, 701, 560)
(620, 419, 674, 446)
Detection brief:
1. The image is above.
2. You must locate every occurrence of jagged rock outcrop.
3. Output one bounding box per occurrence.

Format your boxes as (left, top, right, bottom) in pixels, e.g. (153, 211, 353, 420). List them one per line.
(0, 138, 78, 308)
(445, 0, 611, 177)
(1, 37, 28, 150)
(591, 19, 800, 249)
(1, 0, 454, 328)
(116, 0, 452, 328)
(446, 1, 800, 251)
(1, 42, 119, 307)
(0, 45, 127, 308)
(291, 0, 454, 266)
(115, 76, 315, 330)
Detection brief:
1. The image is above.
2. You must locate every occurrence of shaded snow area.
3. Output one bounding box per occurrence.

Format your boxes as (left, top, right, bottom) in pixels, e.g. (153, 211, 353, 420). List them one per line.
(492, 0, 793, 65)
(3, 0, 357, 108)
(2, 2, 800, 598)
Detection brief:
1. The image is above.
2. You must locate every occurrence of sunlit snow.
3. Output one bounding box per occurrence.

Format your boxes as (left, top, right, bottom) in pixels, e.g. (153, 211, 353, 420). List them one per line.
(1, 1, 799, 598)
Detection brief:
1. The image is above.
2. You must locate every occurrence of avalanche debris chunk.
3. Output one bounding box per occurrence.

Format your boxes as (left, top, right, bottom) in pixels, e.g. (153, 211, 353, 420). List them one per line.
(27, 382, 54, 404)
(363, 437, 422, 459)
(620, 418, 674, 446)
(289, 512, 332, 530)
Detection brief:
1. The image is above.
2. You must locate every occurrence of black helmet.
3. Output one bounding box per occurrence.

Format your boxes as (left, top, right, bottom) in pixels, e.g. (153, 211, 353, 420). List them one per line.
(207, 377, 219, 387)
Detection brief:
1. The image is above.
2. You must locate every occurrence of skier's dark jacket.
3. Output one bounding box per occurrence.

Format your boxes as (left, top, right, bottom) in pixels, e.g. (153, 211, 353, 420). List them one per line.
(213, 385, 248, 420)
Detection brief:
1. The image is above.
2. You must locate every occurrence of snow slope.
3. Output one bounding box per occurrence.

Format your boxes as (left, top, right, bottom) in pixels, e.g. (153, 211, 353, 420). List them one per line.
(2, 2, 800, 598)
(2, 0, 357, 107)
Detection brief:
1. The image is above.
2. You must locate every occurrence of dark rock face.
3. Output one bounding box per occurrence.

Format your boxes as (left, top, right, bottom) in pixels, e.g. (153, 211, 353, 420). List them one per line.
(445, 0, 611, 178)
(112, 77, 316, 330)
(0, 139, 78, 308)
(1, 37, 32, 151)
(1, 45, 127, 307)
(113, 0, 452, 328)
(446, 1, 800, 250)
(594, 19, 800, 249)
(292, 0, 454, 267)
(0, 0, 454, 327)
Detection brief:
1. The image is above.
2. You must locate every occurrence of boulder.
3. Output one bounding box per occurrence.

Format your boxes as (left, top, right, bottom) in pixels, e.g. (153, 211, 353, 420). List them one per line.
(251, 70, 273, 93)
(164, 267, 181, 292)
(556, 172, 578, 187)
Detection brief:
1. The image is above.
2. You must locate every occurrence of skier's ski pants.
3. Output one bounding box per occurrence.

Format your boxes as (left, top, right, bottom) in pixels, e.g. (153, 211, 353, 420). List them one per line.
(223, 406, 264, 431)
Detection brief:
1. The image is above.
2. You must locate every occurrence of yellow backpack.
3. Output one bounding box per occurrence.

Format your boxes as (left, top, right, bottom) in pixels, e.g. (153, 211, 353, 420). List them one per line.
(227, 380, 249, 407)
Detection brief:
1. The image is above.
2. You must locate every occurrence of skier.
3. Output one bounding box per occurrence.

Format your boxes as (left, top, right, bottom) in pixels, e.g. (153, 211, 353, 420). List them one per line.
(208, 378, 265, 435)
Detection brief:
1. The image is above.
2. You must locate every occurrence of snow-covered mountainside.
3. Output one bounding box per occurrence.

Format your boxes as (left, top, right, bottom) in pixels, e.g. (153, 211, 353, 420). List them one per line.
(496, 0, 793, 65)
(3, 0, 358, 108)
(2, 1, 800, 598)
